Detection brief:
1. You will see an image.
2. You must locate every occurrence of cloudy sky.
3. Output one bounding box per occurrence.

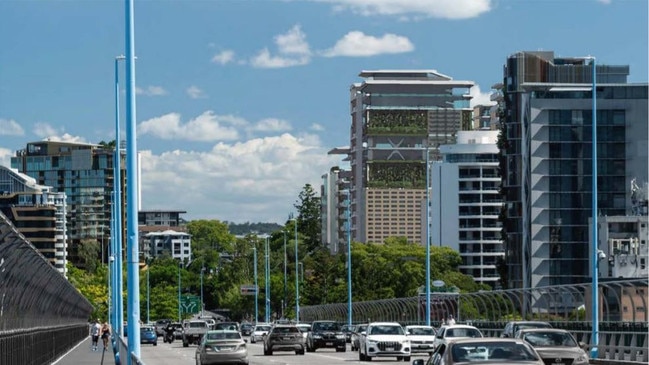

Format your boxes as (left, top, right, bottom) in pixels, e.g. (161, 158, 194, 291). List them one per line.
(0, 0, 647, 223)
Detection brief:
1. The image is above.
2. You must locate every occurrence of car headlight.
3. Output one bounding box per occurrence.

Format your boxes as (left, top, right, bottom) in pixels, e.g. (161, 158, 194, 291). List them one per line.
(367, 339, 378, 345)
(313, 335, 322, 339)
(575, 351, 589, 364)
(336, 335, 345, 339)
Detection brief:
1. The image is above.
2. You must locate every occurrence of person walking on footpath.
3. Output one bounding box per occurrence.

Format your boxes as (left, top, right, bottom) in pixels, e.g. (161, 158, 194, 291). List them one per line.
(90, 319, 101, 351)
(100, 322, 112, 351)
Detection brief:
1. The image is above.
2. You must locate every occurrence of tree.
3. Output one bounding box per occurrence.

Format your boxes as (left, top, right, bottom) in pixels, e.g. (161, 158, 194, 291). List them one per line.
(78, 239, 100, 273)
(294, 184, 321, 252)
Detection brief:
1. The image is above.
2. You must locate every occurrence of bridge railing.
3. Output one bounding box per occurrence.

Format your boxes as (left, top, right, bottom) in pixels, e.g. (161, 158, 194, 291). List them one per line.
(301, 278, 648, 363)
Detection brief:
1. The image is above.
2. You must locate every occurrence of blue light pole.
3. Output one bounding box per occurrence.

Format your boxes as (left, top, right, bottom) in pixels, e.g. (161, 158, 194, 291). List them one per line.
(112, 54, 125, 338)
(589, 56, 599, 359)
(178, 261, 182, 322)
(253, 246, 258, 323)
(265, 236, 270, 323)
(346, 191, 352, 326)
(425, 144, 431, 326)
(294, 219, 300, 322)
(283, 231, 287, 318)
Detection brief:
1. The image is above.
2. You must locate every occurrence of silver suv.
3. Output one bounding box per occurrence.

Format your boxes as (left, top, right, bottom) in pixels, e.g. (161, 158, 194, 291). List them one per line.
(263, 324, 306, 356)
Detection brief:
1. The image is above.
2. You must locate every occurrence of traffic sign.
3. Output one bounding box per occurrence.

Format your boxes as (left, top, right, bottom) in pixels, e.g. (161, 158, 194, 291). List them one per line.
(180, 295, 201, 314)
(240, 285, 257, 296)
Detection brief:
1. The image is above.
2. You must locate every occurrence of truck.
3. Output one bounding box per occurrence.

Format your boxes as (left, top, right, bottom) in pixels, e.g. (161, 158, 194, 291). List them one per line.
(182, 319, 209, 347)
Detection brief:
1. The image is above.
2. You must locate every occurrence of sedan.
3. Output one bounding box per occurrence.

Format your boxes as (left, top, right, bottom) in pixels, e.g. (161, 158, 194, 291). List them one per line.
(432, 325, 483, 350)
(250, 324, 272, 344)
(414, 338, 544, 365)
(516, 328, 589, 365)
(140, 326, 158, 346)
(195, 330, 248, 365)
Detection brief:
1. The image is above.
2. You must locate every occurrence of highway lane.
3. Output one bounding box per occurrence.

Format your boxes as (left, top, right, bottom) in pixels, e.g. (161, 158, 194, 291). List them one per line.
(138, 339, 428, 365)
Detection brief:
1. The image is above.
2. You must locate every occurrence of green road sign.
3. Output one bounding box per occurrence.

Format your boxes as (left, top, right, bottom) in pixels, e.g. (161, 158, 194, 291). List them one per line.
(180, 295, 201, 314)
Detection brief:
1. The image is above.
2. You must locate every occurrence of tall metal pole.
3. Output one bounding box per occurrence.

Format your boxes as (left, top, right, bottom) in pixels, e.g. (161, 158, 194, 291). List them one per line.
(425, 144, 431, 326)
(347, 192, 352, 326)
(283, 231, 287, 318)
(253, 247, 258, 323)
(125, 0, 141, 356)
(178, 262, 182, 322)
(146, 265, 150, 324)
(200, 267, 204, 317)
(294, 220, 299, 322)
(113, 55, 125, 338)
(265, 236, 270, 323)
(590, 57, 599, 359)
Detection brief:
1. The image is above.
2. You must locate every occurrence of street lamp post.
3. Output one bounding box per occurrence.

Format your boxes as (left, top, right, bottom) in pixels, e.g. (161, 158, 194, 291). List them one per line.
(283, 230, 287, 318)
(265, 236, 270, 323)
(178, 261, 182, 322)
(253, 246, 258, 323)
(294, 219, 299, 322)
(589, 56, 599, 359)
(112, 54, 125, 337)
(200, 266, 205, 317)
(146, 261, 150, 324)
(425, 143, 431, 326)
(346, 191, 352, 327)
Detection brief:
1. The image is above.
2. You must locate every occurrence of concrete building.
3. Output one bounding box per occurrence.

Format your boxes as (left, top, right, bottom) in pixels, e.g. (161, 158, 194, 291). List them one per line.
(144, 229, 192, 262)
(429, 131, 504, 288)
(321, 167, 352, 254)
(499, 51, 648, 290)
(336, 69, 473, 244)
(11, 141, 126, 266)
(138, 210, 187, 227)
(0, 165, 68, 275)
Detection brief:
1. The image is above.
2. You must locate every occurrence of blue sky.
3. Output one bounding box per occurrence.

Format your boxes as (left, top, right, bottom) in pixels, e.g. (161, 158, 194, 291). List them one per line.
(0, 0, 647, 223)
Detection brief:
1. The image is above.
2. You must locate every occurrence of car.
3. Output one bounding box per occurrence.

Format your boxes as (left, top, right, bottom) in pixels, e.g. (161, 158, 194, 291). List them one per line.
(213, 321, 240, 332)
(341, 324, 355, 343)
(515, 328, 589, 365)
(295, 323, 312, 340)
(502, 320, 552, 338)
(358, 322, 411, 361)
(263, 324, 306, 355)
(140, 325, 158, 346)
(351, 323, 368, 351)
(195, 330, 249, 365)
(250, 323, 272, 343)
(240, 323, 254, 336)
(306, 320, 346, 352)
(183, 319, 209, 347)
(414, 337, 544, 365)
(405, 325, 436, 355)
(432, 325, 483, 350)
(154, 319, 172, 337)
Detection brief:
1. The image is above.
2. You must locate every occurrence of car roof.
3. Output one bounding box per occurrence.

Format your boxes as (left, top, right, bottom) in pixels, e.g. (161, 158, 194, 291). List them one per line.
(406, 325, 434, 328)
(440, 324, 479, 329)
(206, 330, 240, 334)
(517, 328, 569, 334)
(368, 322, 401, 326)
(448, 337, 528, 345)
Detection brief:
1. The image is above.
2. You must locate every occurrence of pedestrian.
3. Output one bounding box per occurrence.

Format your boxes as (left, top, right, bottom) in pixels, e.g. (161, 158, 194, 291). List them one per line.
(447, 314, 456, 326)
(90, 319, 101, 351)
(100, 322, 112, 350)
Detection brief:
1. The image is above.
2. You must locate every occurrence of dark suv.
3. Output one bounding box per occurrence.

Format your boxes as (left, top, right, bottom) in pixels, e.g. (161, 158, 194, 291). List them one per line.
(263, 324, 306, 355)
(501, 321, 552, 338)
(306, 320, 346, 352)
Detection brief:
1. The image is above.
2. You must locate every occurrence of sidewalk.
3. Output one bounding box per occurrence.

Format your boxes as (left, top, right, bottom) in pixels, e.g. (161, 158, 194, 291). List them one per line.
(52, 337, 117, 365)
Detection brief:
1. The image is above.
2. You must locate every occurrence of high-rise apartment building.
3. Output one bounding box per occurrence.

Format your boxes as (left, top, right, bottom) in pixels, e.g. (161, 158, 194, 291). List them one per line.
(500, 51, 648, 290)
(11, 141, 126, 266)
(339, 70, 473, 244)
(0, 165, 68, 275)
(429, 131, 504, 288)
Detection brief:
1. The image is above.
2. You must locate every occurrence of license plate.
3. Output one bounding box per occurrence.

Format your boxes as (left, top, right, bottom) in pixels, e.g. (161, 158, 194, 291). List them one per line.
(386, 347, 394, 351)
(218, 346, 233, 351)
(326, 342, 333, 346)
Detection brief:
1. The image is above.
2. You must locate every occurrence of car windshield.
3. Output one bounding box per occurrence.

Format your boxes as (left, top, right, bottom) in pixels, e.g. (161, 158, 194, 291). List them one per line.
(452, 342, 539, 362)
(313, 322, 340, 331)
(523, 332, 577, 347)
(140, 327, 154, 332)
(272, 326, 300, 334)
(408, 327, 435, 335)
(189, 322, 207, 328)
(514, 323, 551, 333)
(296, 325, 311, 332)
(370, 325, 404, 335)
(206, 332, 241, 341)
(356, 325, 367, 333)
(255, 326, 271, 331)
(214, 323, 238, 330)
(447, 328, 482, 338)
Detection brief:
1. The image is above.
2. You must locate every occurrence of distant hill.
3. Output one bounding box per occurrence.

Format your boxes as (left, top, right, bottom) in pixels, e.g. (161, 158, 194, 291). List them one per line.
(226, 222, 284, 236)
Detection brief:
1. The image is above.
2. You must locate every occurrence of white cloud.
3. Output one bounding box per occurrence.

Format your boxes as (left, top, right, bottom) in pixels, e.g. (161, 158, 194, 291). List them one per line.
(0, 118, 25, 136)
(249, 118, 292, 133)
(135, 86, 167, 96)
(33, 122, 58, 138)
(0, 147, 13, 168)
(596, 0, 611, 4)
(251, 25, 312, 68)
(469, 84, 496, 107)
(138, 133, 340, 223)
(186, 86, 207, 99)
(310, 123, 325, 131)
(315, 0, 492, 19)
(211, 50, 235, 65)
(321, 31, 414, 57)
(138, 111, 243, 141)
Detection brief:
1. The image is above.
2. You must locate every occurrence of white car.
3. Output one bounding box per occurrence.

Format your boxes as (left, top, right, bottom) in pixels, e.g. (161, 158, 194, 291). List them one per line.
(250, 323, 272, 344)
(433, 324, 483, 350)
(295, 323, 312, 340)
(359, 322, 411, 362)
(405, 325, 436, 355)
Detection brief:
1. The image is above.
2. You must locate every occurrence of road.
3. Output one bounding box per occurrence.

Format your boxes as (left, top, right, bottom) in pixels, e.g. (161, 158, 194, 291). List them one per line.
(138, 339, 423, 365)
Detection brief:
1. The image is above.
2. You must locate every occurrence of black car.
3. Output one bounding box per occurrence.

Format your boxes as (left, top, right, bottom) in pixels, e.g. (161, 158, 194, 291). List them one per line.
(213, 321, 240, 332)
(240, 322, 253, 336)
(264, 324, 306, 355)
(306, 320, 346, 352)
(341, 324, 355, 343)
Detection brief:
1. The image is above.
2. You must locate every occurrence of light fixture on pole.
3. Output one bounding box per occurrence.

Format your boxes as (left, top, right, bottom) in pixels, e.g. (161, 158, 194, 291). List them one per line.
(425, 143, 431, 326)
(588, 56, 599, 359)
(346, 190, 352, 327)
(294, 218, 299, 322)
(265, 236, 270, 323)
(112, 54, 125, 337)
